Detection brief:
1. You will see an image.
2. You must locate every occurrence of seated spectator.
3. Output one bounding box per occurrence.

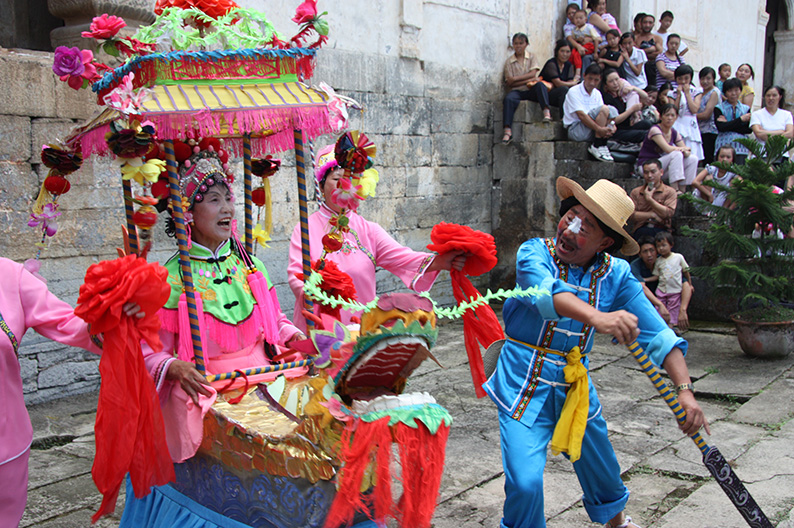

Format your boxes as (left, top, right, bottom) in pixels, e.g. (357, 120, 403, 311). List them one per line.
(597, 29, 623, 70)
(587, 0, 620, 48)
(654, 10, 689, 56)
(736, 63, 755, 107)
(714, 78, 751, 164)
(630, 158, 677, 238)
(633, 14, 662, 87)
(641, 86, 660, 123)
(655, 34, 685, 90)
(618, 32, 647, 88)
(670, 64, 704, 162)
(646, 232, 691, 330)
(637, 104, 698, 191)
(563, 63, 618, 161)
(692, 145, 738, 209)
(568, 9, 601, 72)
(601, 68, 652, 143)
(562, 3, 579, 40)
(697, 66, 722, 164)
(502, 32, 552, 144)
(630, 235, 693, 329)
(541, 40, 580, 107)
(750, 85, 794, 158)
(716, 63, 731, 93)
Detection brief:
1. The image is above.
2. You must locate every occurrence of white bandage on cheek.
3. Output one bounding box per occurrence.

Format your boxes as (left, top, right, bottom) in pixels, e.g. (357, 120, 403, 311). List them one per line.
(566, 216, 582, 234)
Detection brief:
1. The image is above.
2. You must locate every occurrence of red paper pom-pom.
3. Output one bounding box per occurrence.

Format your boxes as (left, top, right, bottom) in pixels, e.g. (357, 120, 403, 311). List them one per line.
(297, 260, 357, 302)
(173, 140, 191, 163)
(150, 179, 169, 201)
(427, 223, 497, 277)
(251, 187, 266, 207)
(44, 175, 71, 195)
(144, 142, 161, 161)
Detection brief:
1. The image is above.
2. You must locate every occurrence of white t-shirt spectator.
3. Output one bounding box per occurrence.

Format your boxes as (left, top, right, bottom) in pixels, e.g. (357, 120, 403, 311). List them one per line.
(654, 31, 689, 53)
(563, 83, 605, 127)
(623, 47, 648, 88)
(750, 107, 794, 151)
(653, 253, 689, 294)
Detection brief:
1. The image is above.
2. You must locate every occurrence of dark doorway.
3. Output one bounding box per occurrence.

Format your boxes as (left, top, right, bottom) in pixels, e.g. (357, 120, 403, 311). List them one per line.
(765, 0, 789, 94)
(0, 0, 63, 51)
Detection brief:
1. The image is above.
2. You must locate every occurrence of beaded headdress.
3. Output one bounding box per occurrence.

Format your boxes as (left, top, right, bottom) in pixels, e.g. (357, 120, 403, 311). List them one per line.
(178, 149, 232, 206)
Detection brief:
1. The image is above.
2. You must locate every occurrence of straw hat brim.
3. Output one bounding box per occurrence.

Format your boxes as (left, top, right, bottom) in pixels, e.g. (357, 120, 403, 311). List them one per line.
(556, 177, 639, 256)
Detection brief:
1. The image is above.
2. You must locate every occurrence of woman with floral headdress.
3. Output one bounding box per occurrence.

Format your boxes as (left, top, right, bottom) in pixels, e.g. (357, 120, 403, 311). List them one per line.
(139, 140, 309, 462)
(287, 133, 466, 331)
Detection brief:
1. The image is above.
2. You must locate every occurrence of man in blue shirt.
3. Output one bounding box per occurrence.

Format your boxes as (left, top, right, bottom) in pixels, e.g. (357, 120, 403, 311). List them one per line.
(484, 178, 709, 528)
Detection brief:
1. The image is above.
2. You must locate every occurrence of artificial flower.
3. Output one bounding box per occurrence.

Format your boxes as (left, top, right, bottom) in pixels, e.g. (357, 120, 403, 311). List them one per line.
(81, 14, 127, 40)
(106, 120, 156, 158)
(103, 73, 152, 113)
(334, 131, 376, 175)
(120, 158, 167, 185)
(296, 260, 357, 302)
(41, 145, 82, 173)
(353, 168, 378, 199)
(28, 203, 62, 237)
(52, 46, 85, 77)
(330, 177, 361, 211)
(251, 156, 281, 178)
(252, 223, 271, 248)
(292, 0, 317, 25)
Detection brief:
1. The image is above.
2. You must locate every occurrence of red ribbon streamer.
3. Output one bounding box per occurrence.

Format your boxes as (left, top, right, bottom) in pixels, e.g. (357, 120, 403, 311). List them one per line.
(74, 255, 175, 522)
(428, 223, 504, 398)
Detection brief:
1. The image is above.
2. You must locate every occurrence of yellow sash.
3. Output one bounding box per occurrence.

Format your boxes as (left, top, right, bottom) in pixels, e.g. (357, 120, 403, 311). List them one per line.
(507, 337, 590, 462)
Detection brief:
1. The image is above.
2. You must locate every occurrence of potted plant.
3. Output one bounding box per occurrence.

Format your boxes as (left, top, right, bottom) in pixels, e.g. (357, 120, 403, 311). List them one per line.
(682, 135, 794, 358)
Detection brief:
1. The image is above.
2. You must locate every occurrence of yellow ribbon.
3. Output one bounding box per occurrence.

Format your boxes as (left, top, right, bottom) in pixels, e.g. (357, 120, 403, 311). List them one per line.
(549, 346, 589, 463)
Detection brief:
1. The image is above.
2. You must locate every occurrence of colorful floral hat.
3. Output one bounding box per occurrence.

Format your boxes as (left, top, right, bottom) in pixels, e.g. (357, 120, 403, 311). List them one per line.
(314, 144, 339, 183)
(178, 148, 233, 206)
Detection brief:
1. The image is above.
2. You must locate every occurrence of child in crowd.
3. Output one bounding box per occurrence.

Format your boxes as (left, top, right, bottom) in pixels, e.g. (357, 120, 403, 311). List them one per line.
(568, 9, 601, 72)
(692, 145, 738, 210)
(671, 64, 704, 162)
(656, 82, 672, 112)
(641, 86, 660, 123)
(562, 3, 579, 40)
(597, 29, 623, 69)
(647, 232, 691, 329)
(619, 32, 648, 88)
(716, 63, 731, 93)
(697, 66, 722, 164)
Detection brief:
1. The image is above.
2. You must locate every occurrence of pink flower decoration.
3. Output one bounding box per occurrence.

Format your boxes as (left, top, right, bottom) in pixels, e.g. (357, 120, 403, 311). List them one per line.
(292, 0, 317, 24)
(81, 14, 127, 40)
(53, 46, 85, 77)
(28, 203, 62, 237)
(330, 177, 362, 211)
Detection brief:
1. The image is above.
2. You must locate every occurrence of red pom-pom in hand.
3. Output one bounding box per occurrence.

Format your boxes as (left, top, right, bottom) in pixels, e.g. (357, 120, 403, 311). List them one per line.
(427, 222, 497, 276)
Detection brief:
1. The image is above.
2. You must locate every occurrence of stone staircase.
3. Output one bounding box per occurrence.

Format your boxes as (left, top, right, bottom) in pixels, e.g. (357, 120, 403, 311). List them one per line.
(491, 100, 730, 320)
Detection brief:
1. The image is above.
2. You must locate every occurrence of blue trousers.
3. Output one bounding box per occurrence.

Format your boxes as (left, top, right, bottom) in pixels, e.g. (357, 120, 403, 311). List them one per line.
(498, 378, 629, 528)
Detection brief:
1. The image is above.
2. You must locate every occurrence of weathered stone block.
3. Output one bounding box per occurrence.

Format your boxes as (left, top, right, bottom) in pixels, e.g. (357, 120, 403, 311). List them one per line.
(430, 99, 491, 134)
(0, 161, 38, 211)
(350, 92, 430, 136)
(521, 122, 564, 143)
(492, 141, 529, 182)
(554, 141, 590, 160)
(385, 57, 425, 97)
(0, 115, 32, 161)
(38, 359, 100, 389)
(478, 133, 493, 166)
(314, 49, 387, 94)
(405, 166, 438, 197)
(438, 166, 491, 194)
(432, 133, 479, 166)
(31, 119, 78, 161)
(20, 357, 38, 394)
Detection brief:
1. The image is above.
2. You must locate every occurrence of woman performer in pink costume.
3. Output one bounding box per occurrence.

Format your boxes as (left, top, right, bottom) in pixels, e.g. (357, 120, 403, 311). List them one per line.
(288, 138, 465, 331)
(0, 257, 141, 526)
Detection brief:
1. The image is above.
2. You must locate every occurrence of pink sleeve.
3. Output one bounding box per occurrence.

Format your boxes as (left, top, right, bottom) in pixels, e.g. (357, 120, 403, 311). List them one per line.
(141, 329, 176, 392)
(368, 222, 439, 292)
(19, 266, 101, 355)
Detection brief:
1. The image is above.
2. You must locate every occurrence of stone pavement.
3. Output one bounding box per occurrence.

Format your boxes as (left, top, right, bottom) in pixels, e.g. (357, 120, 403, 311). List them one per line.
(23, 318, 794, 527)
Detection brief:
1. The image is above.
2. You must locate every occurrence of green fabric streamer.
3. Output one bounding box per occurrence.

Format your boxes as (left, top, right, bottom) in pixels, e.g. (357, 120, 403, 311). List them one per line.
(134, 7, 284, 51)
(302, 271, 549, 320)
(360, 403, 453, 434)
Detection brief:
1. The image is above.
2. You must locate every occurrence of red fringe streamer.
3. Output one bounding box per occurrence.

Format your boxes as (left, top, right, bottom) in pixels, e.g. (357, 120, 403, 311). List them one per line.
(323, 419, 450, 528)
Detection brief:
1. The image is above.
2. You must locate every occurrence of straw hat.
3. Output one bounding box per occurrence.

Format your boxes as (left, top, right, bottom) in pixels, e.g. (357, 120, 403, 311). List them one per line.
(556, 177, 639, 256)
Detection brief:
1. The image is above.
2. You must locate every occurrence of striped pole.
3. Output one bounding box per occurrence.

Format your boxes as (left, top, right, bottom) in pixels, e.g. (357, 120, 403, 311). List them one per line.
(205, 359, 314, 383)
(294, 129, 314, 322)
(163, 139, 206, 375)
(122, 179, 139, 255)
(243, 134, 254, 255)
(626, 340, 709, 454)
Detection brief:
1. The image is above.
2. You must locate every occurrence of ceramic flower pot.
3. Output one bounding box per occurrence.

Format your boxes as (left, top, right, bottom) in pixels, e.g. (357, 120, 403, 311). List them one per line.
(731, 315, 794, 359)
(47, 0, 156, 48)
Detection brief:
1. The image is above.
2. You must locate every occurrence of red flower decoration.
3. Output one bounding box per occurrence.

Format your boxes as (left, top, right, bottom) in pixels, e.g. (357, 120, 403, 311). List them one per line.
(252, 156, 281, 178)
(81, 14, 127, 40)
(155, 0, 239, 24)
(292, 0, 318, 24)
(41, 145, 83, 174)
(297, 260, 357, 302)
(427, 222, 498, 277)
